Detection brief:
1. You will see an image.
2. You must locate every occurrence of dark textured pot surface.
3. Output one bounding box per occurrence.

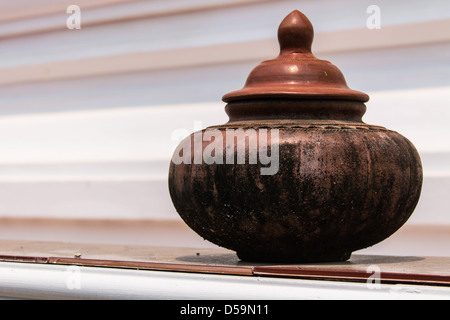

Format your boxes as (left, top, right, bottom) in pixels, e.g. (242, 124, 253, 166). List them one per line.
(169, 119, 422, 262)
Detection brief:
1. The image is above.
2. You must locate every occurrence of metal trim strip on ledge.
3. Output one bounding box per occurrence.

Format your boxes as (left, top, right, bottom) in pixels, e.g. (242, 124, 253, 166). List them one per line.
(1, 254, 450, 287)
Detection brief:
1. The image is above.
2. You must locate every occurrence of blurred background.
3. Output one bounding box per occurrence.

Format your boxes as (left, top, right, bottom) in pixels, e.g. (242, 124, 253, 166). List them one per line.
(0, 0, 449, 257)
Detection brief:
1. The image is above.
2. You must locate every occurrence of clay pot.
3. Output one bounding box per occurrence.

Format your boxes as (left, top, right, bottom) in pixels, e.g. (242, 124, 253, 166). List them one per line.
(168, 10, 422, 262)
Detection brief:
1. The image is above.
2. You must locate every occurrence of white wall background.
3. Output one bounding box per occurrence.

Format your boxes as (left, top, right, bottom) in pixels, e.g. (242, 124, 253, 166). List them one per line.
(0, 0, 449, 253)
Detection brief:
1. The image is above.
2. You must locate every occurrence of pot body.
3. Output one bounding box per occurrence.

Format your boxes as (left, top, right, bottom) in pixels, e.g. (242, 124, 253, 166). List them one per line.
(168, 119, 422, 262)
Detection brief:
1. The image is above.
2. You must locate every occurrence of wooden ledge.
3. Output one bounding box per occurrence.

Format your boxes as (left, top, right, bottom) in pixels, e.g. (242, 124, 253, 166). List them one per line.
(0, 240, 449, 287)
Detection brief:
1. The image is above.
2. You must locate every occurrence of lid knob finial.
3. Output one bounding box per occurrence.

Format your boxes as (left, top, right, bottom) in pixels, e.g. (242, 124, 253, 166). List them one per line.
(278, 10, 314, 54)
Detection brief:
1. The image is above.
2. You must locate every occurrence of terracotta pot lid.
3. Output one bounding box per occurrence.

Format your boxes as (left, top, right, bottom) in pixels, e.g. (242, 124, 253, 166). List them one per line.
(222, 10, 369, 103)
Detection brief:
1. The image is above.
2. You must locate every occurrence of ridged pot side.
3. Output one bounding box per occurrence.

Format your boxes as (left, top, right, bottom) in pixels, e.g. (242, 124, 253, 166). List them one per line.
(168, 123, 423, 263)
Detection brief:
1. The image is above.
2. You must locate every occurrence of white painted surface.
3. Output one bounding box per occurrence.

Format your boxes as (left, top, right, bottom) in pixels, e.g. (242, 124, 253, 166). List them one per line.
(0, 261, 449, 300)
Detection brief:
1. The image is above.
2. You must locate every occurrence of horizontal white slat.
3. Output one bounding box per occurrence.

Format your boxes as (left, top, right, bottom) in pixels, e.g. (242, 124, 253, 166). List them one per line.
(0, 161, 168, 182)
(1, 0, 450, 86)
(0, 179, 178, 220)
(1, 0, 448, 97)
(2, 19, 450, 86)
(0, 102, 226, 164)
(2, 0, 450, 38)
(0, 87, 448, 164)
(0, 0, 125, 23)
(0, 0, 271, 29)
(1, 38, 450, 114)
(363, 86, 450, 154)
(3, 261, 450, 300)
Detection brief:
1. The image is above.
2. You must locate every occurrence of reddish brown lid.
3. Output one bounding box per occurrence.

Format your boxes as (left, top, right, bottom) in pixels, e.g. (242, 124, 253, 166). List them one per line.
(222, 10, 369, 103)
